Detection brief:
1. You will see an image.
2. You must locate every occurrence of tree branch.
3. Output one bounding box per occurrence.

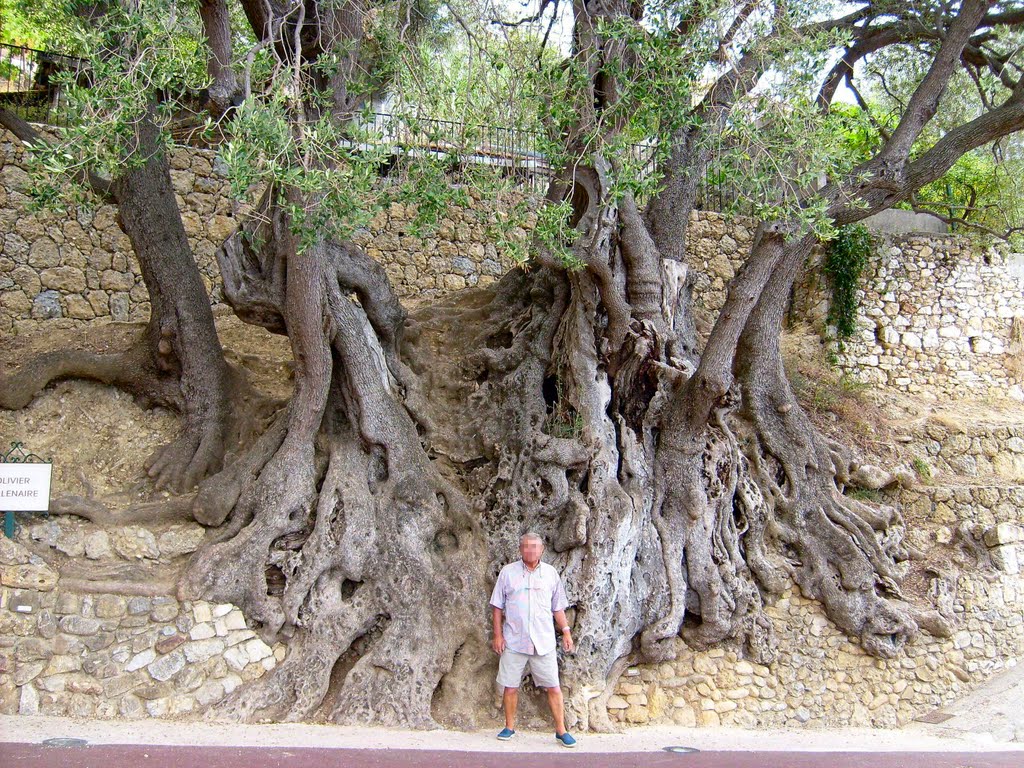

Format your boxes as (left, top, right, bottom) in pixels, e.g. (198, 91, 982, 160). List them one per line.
(0, 108, 117, 202)
(881, 0, 993, 161)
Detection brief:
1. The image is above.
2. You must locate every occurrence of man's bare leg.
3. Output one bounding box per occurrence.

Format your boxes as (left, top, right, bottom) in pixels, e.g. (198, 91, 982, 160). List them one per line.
(503, 687, 519, 730)
(546, 686, 566, 735)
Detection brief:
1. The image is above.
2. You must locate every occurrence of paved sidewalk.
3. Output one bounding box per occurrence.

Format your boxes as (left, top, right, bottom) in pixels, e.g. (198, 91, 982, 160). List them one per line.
(1, 713, 1022, 753)
(2, 742, 1023, 768)
(904, 660, 1024, 744)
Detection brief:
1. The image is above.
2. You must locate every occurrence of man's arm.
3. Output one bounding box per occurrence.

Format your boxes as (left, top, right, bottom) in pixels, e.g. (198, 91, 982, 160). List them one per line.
(554, 609, 574, 653)
(492, 606, 506, 654)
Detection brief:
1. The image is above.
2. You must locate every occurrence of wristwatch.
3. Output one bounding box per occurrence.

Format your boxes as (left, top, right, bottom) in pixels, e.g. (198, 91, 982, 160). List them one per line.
(561, 627, 571, 634)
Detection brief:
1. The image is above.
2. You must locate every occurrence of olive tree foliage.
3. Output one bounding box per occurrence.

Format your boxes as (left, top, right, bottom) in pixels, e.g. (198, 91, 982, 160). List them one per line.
(3, 0, 1024, 730)
(854, 37, 1024, 241)
(0, 0, 80, 48)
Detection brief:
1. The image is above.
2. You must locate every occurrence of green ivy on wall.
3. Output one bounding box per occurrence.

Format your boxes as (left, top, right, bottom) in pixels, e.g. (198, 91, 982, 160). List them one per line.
(824, 223, 874, 350)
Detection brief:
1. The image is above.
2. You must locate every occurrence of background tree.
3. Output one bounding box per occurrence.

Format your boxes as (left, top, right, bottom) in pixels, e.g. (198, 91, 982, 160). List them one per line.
(3, 0, 1024, 730)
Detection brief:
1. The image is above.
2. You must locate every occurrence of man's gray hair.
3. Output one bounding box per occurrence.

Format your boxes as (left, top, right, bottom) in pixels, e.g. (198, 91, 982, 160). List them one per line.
(520, 531, 544, 546)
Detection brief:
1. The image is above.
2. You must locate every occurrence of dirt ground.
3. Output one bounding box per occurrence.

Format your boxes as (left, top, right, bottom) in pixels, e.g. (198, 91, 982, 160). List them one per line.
(0, 310, 292, 503)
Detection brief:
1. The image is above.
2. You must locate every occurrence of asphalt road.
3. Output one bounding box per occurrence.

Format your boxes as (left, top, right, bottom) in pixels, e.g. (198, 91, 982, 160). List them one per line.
(2, 744, 1023, 768)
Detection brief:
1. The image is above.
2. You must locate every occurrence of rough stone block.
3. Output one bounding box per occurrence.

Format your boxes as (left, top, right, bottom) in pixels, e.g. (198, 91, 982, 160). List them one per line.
(990, 545, 1019, 575)
(189, 622, 215, 641)
(59, 615, 101, 636)
(223, 645, 248, 672)
(30, 290, 62, 319)
(147, 650, 186, 682)
(18, 684, 39, 715)
(984, 523, 1022, 547)
(126, 597, 152, 616)
(155, 634, 187, 655)
(95, 595, 127, 619)
(156, 525, 205, 559)
(126, 649, 156, 672)
(84, 531, 112, 560)
(183, 638, 225, 663)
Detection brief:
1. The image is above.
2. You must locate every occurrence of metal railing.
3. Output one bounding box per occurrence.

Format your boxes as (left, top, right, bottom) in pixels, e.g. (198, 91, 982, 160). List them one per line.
(0, 42, 86, 126)
(357, 112, 663, 195)
(360, 111, 552, 192)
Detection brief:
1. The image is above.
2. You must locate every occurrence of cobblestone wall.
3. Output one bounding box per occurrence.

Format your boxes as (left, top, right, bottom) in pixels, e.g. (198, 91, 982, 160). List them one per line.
(905, 422, 1024, 482)
(0, 137, 231, 332)
(796, 235, 1024, 401)
(0, 134, 529, 333)
(0, 531, 284, 719)
(2, 133, 759, 333)
(607, 509, 1023, 729)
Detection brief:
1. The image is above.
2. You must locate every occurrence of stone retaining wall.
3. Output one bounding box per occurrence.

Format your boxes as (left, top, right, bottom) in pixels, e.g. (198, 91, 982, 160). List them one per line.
(607, 490, 1024, 729)
(609, 571, 1023, 728)
(2, 495, 1022, 727)
(796, 235, 1024, 401)
(905, 423, 1024, 482)
(0, 133, 531, 333)
(1, 532, 284, 718)
(2, 132, 757, 334)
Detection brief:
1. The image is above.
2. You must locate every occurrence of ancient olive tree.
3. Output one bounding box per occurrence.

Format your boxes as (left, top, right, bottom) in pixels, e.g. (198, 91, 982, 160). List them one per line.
(4, 0, 1024, 730)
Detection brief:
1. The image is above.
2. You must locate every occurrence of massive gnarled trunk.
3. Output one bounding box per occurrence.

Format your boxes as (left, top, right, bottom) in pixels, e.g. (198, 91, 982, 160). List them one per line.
(5, 0, 1024, 733)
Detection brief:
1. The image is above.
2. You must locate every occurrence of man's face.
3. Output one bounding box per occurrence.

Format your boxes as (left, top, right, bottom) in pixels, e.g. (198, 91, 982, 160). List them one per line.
(520, 537, 544, 565)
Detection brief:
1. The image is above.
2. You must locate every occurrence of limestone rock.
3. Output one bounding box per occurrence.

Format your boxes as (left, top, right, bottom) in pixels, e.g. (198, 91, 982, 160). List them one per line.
(984, 523, 1022, 547)
(0, 563, 58, 591)
(147, 650, 186, 682)
(31, 290, 62, 319)
(111, 527, 160, 560)
(156, 525, 206, 558)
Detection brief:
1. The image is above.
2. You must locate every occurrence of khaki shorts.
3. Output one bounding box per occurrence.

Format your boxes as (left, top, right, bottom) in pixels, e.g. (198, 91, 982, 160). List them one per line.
(497, 648, 560, 689)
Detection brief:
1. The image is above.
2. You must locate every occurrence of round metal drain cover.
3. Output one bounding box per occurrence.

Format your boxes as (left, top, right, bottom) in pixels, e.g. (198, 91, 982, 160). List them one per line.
(42, 738, 89, 747)
(663, 746, 700, 754)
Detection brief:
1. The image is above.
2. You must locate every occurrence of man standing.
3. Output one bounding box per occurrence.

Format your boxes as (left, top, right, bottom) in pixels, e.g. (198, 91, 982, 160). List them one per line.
(489, 531, 576, 748)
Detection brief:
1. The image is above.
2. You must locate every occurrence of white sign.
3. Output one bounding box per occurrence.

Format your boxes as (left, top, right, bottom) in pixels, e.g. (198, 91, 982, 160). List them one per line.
(0, 463, 52, 512)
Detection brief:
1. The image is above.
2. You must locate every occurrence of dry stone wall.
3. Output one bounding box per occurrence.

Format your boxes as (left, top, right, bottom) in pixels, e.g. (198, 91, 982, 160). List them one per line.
(607, 531, 1023, 729)
(608, 568, 1023, 729)
(796, 235, 1024, 401)
(1, 131, 751, 333)
(3, 503, 1021, 727)
(0, 530, 285, 719)
(0, 133, 531, 333)
(684, 211, 756, 317)
(906, 422, 1024, 482)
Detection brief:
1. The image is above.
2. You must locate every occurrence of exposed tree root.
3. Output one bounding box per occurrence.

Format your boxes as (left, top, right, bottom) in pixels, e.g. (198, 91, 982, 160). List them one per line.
(737, 246, 953, 657)
(0, 320, 277, 500)
(58, 576, 179, 596)
(50, 494, 198, 526)
(177, 204, 488, 726)
(58, 560, 181, 596)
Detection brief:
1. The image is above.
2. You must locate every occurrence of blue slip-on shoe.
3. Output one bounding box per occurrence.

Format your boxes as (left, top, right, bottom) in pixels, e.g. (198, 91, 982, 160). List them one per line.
(555, 732, 577, 748)
(497, 728, 516, 741)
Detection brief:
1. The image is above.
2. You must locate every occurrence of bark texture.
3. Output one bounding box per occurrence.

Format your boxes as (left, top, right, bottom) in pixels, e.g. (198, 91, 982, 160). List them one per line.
(6, 0, 1024, 734)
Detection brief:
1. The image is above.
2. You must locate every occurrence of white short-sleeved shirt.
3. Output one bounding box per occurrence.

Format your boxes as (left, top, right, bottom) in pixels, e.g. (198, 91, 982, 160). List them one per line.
(489, 559, 569, 656)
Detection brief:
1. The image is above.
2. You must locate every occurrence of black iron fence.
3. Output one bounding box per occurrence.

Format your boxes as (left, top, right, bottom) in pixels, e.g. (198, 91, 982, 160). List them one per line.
(0, 42, 85, 126)
(361, 111, 552, 192)
(358, 112, 663, 194)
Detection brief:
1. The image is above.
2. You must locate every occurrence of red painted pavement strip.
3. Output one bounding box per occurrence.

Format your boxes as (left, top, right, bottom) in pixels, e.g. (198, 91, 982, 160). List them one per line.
(1, 744, 1022, 768)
